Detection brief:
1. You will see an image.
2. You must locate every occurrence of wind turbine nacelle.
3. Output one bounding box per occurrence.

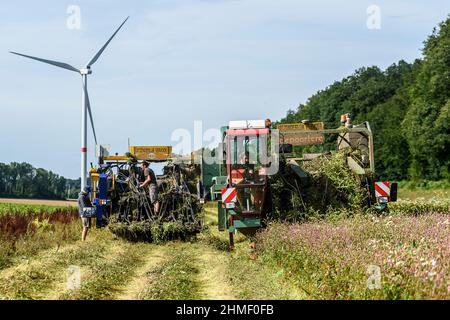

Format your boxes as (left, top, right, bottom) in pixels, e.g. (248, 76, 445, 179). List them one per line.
(80, 67, 92, 75)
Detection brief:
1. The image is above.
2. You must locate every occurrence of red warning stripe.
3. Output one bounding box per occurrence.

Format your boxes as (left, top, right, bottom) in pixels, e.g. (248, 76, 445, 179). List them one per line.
(222, 188, 237, 203)
(81, 147, 87, 152)
(375, 181, 390, 197)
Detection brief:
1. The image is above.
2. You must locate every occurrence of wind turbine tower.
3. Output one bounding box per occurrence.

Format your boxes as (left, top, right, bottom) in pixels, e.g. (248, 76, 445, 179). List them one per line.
(11, 17, 129, 190)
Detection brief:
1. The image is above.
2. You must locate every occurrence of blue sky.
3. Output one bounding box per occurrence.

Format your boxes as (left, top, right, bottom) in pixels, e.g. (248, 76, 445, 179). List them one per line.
(0, 0, 449, 178)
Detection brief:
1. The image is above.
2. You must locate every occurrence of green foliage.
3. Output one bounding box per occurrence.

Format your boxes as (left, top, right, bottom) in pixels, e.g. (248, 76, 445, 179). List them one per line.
(269, 151, 370, 221)
(280, 16, 450, 181)
(0, 162, 80, 199)
(397, 179, 450, 190)
(388, 200, 450, 216)
(32, 218, 53, 233)
(403, 99, 450, 180)
(304, 152, 368, 211)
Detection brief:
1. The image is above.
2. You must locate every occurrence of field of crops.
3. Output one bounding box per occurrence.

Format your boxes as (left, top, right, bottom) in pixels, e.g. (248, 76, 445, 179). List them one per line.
(0, 198, 77, 207)
(0, 203, 78, 236)
(0, 203, 76, 215)
(0, 203, 79, 270)
(0, 194, 448, 300)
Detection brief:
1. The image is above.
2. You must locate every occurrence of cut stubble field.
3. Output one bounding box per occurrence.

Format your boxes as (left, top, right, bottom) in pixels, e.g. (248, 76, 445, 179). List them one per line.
(0, 195, 448, 300)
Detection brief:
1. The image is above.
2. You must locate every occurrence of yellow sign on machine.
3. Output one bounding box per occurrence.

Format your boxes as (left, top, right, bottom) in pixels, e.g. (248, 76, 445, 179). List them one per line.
(277, 122, 325, 146)
(129, 146, 173, 161)
(277, 122, 324, 131)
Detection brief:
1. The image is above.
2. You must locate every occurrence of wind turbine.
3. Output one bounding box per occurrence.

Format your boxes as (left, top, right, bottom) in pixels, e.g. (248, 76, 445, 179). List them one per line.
(10, 17, 129, 190)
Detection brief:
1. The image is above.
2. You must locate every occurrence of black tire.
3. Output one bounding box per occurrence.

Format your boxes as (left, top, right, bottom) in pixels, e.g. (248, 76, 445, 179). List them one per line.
(229, 232, 235, 250)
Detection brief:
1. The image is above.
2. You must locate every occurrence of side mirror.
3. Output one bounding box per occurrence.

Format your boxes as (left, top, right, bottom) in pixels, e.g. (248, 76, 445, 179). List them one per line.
(390, 183, 398, 202)
(279, 144, 293, 154)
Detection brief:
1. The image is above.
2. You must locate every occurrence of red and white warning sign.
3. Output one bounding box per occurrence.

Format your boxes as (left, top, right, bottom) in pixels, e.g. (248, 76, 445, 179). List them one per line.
(375, 181, 390, 198)
(222, 188, 237, 203)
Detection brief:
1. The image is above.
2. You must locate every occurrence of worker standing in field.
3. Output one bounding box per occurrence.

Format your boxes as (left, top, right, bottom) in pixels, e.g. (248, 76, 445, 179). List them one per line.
(139, 161, 160, 214)
(78, 187, 94, 241)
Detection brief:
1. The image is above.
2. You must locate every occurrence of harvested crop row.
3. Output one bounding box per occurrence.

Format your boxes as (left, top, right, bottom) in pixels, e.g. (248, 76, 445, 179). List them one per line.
(108, 219, 202, 243)
(0, 236, 112, 299)
(139, 243, 201, 300)
(0, 229, 153, 300)
(59, 240, 152, 300)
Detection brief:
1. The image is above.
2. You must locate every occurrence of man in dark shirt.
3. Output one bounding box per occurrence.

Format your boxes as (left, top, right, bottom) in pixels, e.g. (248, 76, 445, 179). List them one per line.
(78, 186, 93, 241)
(139, 161, 160, 214)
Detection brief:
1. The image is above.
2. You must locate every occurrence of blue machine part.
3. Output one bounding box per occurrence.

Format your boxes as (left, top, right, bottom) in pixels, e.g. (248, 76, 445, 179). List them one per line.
(93, 173, 110, 228)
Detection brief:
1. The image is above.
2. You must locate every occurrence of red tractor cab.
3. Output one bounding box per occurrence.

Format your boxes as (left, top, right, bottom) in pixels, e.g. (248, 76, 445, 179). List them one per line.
(218, 120, 273, 248)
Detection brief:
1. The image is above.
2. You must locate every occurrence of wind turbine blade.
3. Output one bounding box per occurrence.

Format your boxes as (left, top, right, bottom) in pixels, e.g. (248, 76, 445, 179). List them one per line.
(9, 51, 79, 73)
(86, 16, 129, 67)
(83, 82, 98, 145)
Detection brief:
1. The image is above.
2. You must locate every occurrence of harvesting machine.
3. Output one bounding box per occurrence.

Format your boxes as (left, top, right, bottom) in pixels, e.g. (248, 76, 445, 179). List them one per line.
(87, 145, 202, 239)
(207, 115, 397, 248)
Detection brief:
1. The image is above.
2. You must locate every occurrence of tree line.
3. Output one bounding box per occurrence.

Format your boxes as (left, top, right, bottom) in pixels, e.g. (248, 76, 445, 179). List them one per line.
(0, 162, 80, 199)
(280, 17, 450, 181)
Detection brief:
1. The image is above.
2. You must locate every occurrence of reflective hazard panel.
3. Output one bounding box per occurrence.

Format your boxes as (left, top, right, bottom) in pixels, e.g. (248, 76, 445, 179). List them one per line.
(375, 181, 390, 198)
(221, 188, 237, 203)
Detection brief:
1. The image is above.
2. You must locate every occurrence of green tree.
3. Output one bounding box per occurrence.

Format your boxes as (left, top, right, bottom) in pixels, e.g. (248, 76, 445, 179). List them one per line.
(0, 162, 80, 199)
(280, 17, 450, 181)
(402, 17, 450, 180)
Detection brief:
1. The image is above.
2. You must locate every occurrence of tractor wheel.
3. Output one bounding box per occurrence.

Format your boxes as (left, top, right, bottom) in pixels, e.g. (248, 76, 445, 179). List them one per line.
(229, 232, 235, 251)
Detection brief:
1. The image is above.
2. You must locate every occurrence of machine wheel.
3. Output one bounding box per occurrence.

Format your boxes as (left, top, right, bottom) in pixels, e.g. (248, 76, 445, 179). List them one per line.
(229, 232, 235, 251)
(261, 183, 273, 226)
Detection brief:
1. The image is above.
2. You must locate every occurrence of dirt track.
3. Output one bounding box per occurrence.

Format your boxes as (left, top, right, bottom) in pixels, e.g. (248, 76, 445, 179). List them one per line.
(0, 198, 77, 207)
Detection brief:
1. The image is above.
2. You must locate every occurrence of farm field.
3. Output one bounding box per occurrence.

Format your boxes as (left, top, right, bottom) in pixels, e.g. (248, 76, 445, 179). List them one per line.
(397, 189, 450, 202)
(0, 198, 77, 207)
(0, 186, 443, 207)
(0, 194, 448, 300)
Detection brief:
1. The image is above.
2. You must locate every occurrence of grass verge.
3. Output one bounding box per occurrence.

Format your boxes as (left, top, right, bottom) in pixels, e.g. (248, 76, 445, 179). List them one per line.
(255, 213, 450, 299)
